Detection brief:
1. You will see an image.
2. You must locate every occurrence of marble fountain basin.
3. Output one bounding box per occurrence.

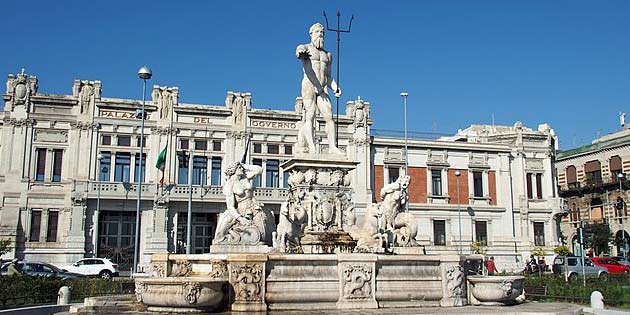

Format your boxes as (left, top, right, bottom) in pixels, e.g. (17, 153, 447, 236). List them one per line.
(467, 275, 525, 306)
(135, 276, 227, 313)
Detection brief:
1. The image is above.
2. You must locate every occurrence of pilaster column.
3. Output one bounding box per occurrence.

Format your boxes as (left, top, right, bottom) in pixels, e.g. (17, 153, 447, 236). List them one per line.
(440, 256, 467, 307)
(228, 254, 267, 312)
(336, 253, 378, 309)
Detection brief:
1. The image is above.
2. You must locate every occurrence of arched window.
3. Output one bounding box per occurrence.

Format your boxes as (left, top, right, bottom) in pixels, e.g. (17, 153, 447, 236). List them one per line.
(610, 156, 623, 180)
(566, 165, 577, 188)
(584, 160, 602, 185)
(570, 203, 580, 222)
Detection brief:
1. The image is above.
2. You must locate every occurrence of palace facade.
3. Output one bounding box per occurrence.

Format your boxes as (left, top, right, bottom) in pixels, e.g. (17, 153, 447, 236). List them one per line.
(556, 128, 630, 256)
(0, 71, 563, 272)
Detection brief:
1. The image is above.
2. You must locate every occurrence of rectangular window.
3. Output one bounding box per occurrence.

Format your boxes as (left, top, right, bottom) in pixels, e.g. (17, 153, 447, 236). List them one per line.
(282, 167, 289, 188)
(388, 167, 400, 184)
(29, 210, 42, 242)
(52, 149, 63, 182)
(46, 211, 59, 242)
(137, 136, 146, 148)
(431, 170, 442, 196)
(180, 139, 189, 150)
(35, 148, 46, 181)
(267, 144, 279, 154)
(433, 220, 446, 246)
(252, 159, 262, 188)
(114, 153, 131, 182)
(253, 143, 262, 153)
(192, 156, 208, 186)
(535, 173, 543, 199)
(526, 173, 533, 199)
(99, 152, 111, 181)
(285, 145, 293, 155)
(117, 136, 131, 147)
(194, 140, 207, 151)
(534, 222, 545, 246)
(475, 221, 488, 246)
(211, 157, 222, 185)
(473, 171, 483, 198)
(178, 152, 189, 185)
(212, 140, 222, 152)
(266, 159, 280, 188)
(101, 135, 111, 146)
(134, 153, 146, 183)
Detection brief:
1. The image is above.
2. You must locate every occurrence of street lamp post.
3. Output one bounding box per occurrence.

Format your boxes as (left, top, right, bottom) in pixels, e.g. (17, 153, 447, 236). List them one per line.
(619, 173, 626, 257)
(455, 170, 462, 255)
(400, 92, 409, 211)
(133, 66, 152, 275)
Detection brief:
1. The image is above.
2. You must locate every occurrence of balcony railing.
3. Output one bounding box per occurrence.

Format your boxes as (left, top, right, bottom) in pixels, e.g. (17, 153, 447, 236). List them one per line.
(559, 175, 626, 193)
(86, 181, 289, 203)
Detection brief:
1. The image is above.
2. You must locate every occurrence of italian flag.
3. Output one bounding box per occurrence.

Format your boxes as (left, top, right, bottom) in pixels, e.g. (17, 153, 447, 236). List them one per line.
(155, 146, 167, 185)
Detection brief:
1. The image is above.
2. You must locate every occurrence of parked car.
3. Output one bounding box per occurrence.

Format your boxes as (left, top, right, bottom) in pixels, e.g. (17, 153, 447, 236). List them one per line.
(610, 256, 630, 267)
(591, 257, 630, 275)
(60, 258, 119, 279)
(552, 256, 609, 281)
(0, 261, 86, 279)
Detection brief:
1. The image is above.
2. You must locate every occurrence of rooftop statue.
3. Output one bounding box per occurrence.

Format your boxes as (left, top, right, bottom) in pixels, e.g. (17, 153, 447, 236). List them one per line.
(296, 23, 343, 155)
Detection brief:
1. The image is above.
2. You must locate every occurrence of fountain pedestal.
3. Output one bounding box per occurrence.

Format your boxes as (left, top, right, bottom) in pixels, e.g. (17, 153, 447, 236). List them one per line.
(278, 155, 359, 254)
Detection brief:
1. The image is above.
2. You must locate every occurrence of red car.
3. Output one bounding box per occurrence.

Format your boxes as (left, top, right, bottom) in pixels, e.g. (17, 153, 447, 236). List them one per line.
(591, 257, 630, 275)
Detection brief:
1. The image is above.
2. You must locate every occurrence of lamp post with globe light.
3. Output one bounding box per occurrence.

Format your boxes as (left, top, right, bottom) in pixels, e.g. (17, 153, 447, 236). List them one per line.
(619, 172, 627, 257)
(400, 92, 409, 211)
(133, 65, 151, 275)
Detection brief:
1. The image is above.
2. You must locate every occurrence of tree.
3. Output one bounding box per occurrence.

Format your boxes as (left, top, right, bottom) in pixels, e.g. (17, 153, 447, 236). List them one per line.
(584, 224, 612, 256)
(553, 245, 571, 257)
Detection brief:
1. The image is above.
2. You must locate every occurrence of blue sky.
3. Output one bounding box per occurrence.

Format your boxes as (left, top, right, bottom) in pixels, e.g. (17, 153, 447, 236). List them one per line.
(2, 1, 630, 149)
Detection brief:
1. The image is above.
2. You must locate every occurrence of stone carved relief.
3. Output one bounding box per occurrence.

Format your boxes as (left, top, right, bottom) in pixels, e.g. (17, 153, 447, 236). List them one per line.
(170, 260, 193, 277)
(468, 152, 489, 167)
(526, 159, 544, 170)
(182, 282, 202, 304)
(231, 264, 263, 302)
(213, 162, 275, 245)
(72, 80, 102, 115)
(6, 69, 38, 110)
(208, 260, 228, 278)
(151, 126, 177, 135)
(275, 166, 357, 253)
(150, 262, 167, 277)
(225, 91, 251, 128)
(71, 191, 87, 206)
(135, 281, 146, 302)
(70, 121, 99, 131)
(342, 264, 372, 299)
(349, 175, 417, 253)
(34, 129, 68, 143)
(4, 117, 35, 128)
(499, 279, 515, 297)
(446, 266, 465, 298)
(151, 86, 178, 120)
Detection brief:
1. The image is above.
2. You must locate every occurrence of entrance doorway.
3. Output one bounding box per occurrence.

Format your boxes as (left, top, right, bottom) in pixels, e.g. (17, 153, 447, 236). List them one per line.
(176, 213, 217, 254)
(98, 211, 136, 271)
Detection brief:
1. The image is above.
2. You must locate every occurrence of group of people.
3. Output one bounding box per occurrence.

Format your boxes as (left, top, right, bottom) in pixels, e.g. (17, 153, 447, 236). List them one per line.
(524, 255, 548, 274)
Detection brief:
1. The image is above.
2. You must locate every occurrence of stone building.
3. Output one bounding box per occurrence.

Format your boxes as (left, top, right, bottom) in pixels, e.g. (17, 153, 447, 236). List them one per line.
(373, 123, 563, 270)
(0, 71, 562, 272)
(556, 129, 630, 256)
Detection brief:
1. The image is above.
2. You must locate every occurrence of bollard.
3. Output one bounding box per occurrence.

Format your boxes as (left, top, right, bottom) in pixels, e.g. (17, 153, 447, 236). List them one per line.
(58, 286, 71, 305)
(590, 291, 604, 309)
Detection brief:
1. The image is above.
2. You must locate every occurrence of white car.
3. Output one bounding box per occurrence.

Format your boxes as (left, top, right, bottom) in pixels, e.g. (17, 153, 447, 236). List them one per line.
(61, 258, 119, 279)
